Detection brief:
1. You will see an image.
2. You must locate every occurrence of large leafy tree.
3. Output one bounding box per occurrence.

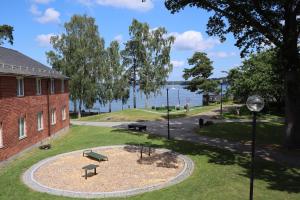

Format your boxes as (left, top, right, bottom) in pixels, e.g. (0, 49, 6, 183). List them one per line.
(228, 50, 284, 107)
(183, 52, 218, 104)
(0, 25, 14, 45)
(47, 14, 105, 118)
(140, 27, 174, 108)
(99, 41, 129, 112)
(164, 0, 300, 148)
(121, 19, 174, 108)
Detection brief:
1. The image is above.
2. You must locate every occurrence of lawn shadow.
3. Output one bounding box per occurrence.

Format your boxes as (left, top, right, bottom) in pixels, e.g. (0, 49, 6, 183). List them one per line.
(123, 144, 179, 168)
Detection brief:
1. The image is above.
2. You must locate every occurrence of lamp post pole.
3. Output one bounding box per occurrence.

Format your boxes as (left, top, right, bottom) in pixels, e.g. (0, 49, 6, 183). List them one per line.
(167, 88, 170, 140)
(220, 80, 223, 115)
(246, 95, 264, 200)
(249, 111, 257, 200)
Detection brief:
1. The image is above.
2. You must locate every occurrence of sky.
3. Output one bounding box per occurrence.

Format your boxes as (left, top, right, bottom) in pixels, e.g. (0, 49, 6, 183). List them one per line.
(1, 0, 243, 80)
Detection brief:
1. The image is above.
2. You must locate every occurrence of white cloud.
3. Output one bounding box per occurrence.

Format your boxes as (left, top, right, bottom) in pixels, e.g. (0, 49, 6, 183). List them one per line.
(113, 34, 123, 43)
(35, 33, 56, 47)
(36, 8, 60, 24)
(78, 0, 154, 11)
(29, 4, 42, 15)
(208, 51, 237, 58)
(169, 30, 220, 52)
(33, 0, 54, 4)
(171, 60, 185, 67)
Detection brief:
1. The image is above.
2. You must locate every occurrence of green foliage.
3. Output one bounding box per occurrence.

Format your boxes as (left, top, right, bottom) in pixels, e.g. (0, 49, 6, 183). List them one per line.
(99, 41, 129, 112)
(227, 50, 284, 105)
(0, 25, 14, 45)
(183, 52, 218, 94)
(121, 19, 174, 108)
(165, 1, 295, 57)
(46, 14, 105, 117)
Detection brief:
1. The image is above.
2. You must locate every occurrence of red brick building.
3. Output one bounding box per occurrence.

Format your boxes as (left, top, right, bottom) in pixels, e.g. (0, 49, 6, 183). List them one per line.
(0, 47, 69, 161)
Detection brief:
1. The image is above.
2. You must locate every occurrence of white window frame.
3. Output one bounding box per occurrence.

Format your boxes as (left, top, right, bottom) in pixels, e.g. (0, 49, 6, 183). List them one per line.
(51, 109, 56, 125)
(17, 77, 24, 97)
(62, 106, 66, 121)
(37, 112, 43, 131)
(36, 78, 42, 95)
(50, 79, 55, 94)
(61, 79, 64, 93)
(0, 122, 3, 148)
(18, 117, 26, 139)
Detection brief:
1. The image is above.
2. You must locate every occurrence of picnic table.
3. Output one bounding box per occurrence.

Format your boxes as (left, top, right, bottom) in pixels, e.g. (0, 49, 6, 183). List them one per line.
(82, 164, 99, 179)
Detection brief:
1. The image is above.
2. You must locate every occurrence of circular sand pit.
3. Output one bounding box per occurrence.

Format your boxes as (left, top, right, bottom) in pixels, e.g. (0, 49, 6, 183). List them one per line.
(23, 145, 194, 198)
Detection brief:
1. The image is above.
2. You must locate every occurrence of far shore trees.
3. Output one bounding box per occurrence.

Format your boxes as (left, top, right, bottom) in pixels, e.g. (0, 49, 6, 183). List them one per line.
(47, 14, 105, 118)
(164, 0, 300, 148)
(183, 52, 218, 105)
(121, 19, 174, 109)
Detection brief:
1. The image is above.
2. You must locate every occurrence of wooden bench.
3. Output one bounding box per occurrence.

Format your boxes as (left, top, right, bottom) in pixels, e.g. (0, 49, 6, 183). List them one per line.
(82, 164, 99, 179)
(83, 150, 108, 162)
(128, 124, 147, 131)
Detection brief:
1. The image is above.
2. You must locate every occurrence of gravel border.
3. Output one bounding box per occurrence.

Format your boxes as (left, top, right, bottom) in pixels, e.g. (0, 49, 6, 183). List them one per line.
(22, 145, 194, 199)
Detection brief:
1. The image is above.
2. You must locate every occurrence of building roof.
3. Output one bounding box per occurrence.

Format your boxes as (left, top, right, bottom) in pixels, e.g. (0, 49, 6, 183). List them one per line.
(0, 47, 67, 79)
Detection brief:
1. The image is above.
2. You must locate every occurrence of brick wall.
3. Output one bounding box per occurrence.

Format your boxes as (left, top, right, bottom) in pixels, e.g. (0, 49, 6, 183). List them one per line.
(0, 76, 69, 161)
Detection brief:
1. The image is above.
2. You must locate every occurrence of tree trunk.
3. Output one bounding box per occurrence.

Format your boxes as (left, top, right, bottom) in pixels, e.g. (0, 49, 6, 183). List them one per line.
(281, 10, 300, 148)
(78, 99, 82, 119)
(284, 71, 300, 148)
(145, 95, 148, 109)
(109, 101, 112, 113)
(73, 100, 77, 113)
(133, 58, 137, 109)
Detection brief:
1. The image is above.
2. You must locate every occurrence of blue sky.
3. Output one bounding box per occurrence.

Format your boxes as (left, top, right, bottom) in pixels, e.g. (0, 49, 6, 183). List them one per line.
(1, 0, 242, 80)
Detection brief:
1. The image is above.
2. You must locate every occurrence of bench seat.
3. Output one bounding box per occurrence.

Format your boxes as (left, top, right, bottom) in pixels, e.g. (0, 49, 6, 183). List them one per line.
(128, 124, 147, 131)
(83, 150, 108, 162)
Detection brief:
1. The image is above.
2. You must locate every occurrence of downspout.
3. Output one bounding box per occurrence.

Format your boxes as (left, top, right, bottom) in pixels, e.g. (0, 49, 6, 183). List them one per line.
(47, 79, 51, 137)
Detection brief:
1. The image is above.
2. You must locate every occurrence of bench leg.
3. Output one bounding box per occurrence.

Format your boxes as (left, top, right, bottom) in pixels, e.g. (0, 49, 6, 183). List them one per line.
(94, 168, 97, 175)
(85, 169, 87, 180)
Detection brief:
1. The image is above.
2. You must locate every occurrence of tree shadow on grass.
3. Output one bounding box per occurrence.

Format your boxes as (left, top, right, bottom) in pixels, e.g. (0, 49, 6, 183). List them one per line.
(119, 129, 300, 194)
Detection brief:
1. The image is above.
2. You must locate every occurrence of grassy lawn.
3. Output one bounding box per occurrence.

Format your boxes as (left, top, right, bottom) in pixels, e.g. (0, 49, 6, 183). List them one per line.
(78, 104, 225, 122)
(222, 105, 284, 121)
(197, 122, 285, 147)
(0, 125, 299, 200)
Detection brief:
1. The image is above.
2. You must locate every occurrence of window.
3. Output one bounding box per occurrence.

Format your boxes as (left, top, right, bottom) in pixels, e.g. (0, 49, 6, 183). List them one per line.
(61, 79, 64, 93)
(37, 112, 43, 131)
(51, 109, 56, 125)
(36, 78, 42, 95)
(0, 122, 3, 148)
(50, 79, 55, 94)
(17, 77, 24, 97)
(18, 117, 26, 139)
(62, 106, 66, 121)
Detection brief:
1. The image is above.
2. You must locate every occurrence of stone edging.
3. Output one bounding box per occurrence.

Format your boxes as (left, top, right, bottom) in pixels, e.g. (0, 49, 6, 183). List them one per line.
(22, 145, 194, 199)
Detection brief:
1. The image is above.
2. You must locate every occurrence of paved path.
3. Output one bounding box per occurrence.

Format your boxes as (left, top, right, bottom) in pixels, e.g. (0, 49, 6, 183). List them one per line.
(71, 110, 299, 167)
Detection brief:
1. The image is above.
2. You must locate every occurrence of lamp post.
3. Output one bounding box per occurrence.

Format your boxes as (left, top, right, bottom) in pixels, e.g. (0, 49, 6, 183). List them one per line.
(246, 95, 264, 200)
(220, 79, 223, 116)
(167, 87, 176, 140)
(167, 88, 170, 139)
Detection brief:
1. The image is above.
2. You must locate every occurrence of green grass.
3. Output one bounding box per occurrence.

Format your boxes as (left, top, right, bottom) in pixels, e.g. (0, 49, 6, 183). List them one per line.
(0, 125, 299, 200)
(79, 104, 225, 122)
(197, 122, 285, 147)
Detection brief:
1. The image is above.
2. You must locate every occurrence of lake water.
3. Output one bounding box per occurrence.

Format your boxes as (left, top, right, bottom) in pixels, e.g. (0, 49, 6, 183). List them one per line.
(69, 85, 204, 112)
